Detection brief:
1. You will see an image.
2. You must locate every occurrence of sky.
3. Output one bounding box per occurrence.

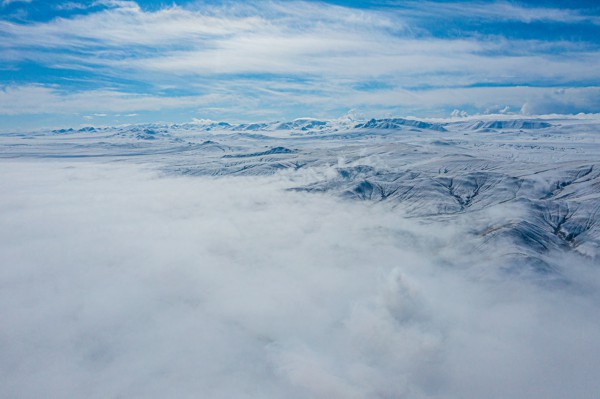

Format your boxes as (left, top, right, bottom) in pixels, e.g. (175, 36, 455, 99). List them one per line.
(1, 0, 600, 129)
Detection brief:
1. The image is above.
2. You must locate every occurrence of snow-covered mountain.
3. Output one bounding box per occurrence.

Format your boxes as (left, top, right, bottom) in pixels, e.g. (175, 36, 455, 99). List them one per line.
(354, 117, 447, 131)
(2, 115, 599, 274)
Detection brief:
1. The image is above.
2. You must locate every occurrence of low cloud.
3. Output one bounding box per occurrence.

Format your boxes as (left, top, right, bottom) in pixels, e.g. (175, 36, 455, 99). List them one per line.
(0, 85, 233, 115)
(1, 160, 599, 398)
(2, 83, 600, 120)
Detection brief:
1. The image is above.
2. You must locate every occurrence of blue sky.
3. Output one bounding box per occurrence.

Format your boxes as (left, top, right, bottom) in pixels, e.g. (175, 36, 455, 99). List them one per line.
(1, 0, 600, 130)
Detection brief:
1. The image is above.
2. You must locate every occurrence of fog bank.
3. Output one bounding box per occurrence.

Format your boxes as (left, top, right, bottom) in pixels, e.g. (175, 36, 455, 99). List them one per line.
(1, 160, 599, 399)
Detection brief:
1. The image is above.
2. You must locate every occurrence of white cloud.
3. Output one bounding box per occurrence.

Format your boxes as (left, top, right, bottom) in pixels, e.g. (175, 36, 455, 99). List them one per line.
(0, 1, 598, 119)
(349, 85, 600, 112)
(1, 0, 32, 6)
(418, 1, 600, 25)
(2, 83, 600, 118)
(1, 1, 597, 83)
(0, 2, 264, 47)
(0, 160, 599, 398)
(0, 85, 236, 115)
(55, 2, 93, 11)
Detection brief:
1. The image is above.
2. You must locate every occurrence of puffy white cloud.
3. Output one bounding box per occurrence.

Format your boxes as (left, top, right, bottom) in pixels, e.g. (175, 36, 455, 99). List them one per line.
(1, 160, 599, 398)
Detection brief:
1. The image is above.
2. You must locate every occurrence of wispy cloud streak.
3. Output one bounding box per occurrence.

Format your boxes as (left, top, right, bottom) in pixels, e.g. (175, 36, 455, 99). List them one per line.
(0, 0, 599, 125)
(399, 1, 600, 25)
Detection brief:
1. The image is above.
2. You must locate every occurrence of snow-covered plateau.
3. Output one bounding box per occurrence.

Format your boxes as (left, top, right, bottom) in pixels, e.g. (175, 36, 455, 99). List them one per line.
(1, 115, 599, 398)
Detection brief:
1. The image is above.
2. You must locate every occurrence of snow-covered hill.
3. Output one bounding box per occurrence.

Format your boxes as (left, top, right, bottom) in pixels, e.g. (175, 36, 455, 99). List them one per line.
(2, 115, 599, 273)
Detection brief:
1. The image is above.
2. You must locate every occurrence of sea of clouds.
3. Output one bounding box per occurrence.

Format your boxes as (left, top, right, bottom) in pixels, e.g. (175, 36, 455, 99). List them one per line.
(1, 160, 599, 399)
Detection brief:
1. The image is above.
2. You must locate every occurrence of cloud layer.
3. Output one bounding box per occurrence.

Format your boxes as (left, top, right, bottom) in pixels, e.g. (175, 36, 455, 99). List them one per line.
(1, 160, 599, 398)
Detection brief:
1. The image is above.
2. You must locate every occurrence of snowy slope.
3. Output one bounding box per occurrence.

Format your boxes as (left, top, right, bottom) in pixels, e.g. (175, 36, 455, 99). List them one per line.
(1, 116, 599, 274)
